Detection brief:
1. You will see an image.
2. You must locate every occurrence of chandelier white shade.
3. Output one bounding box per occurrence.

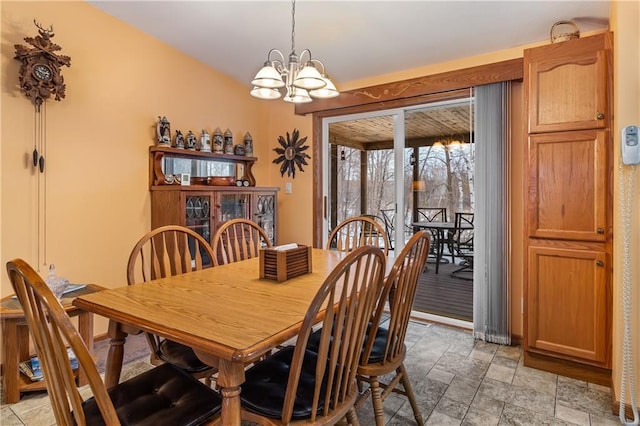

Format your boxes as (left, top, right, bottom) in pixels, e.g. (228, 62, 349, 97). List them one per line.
(250, 0, 338, 103)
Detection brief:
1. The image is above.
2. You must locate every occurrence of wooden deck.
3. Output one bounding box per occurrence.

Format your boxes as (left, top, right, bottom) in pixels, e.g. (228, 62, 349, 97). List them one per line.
(413, 259, 473, 322)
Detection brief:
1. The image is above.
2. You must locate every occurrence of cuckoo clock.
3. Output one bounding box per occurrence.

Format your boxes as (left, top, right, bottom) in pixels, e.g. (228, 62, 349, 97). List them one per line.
(14, 20, 71, 109)
(14, 20, 71, 173)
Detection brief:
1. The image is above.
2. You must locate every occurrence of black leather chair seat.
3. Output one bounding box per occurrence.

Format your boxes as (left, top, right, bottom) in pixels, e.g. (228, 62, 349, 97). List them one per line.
(307, 323, 389, 363)
(240, 346, 327, 420)
(80, 363, 221, 426)
(158, 339, 212, 373)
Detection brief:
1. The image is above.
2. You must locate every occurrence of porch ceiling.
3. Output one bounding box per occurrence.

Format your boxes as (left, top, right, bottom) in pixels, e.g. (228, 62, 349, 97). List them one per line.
(329, 104, 473, 151)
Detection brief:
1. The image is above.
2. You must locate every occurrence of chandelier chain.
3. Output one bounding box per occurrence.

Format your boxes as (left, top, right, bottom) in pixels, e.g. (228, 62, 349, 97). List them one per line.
(290, 0, 296, 54)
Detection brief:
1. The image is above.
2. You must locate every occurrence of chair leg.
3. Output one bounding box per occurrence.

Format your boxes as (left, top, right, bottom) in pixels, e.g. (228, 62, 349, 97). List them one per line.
(398, 364, 424, 426)
(369, 377, 385, 426)
(346, 407, 360, 425)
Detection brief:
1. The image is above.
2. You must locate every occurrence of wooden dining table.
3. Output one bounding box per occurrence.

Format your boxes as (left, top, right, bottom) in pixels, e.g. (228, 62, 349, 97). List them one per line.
(74, 248, 361, 426)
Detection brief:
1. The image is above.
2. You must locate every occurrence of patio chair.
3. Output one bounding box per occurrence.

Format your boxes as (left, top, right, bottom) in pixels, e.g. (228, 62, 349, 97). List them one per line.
(7, 258, 221, 426)
(356, 230, 431, 426)
(211, 218, 272, 265)
(417, 207, 452, 262)
(327, 215, 389, 255)
(379, 209, 397, 250)
(417, 207, 447, 223)
(239, 246, 386, 425)
(127, 225, 217, 382)
(451, 212, 474, 280)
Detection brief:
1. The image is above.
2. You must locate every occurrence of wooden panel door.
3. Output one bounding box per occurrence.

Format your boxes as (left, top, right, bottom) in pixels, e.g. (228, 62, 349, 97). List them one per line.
(526, 244, 609, 365)
(525, 33, 610, 133)
(528, 130, 608, 241)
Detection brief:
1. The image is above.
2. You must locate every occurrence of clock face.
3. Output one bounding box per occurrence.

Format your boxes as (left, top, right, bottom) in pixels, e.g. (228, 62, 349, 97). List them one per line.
(33, 64, 53, 81)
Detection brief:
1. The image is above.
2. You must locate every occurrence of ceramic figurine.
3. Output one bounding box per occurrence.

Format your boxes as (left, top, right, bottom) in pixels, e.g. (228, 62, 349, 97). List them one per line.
(175, 130, 184, 149)
(156, 116, 171, 146)
(213, 127, 224, 153)
(200, 129, 211, 152)
(243, 132, 253, 156)
(223, 128, 234, 154)
(234, 144, 245, 156)
(186, 130, 197, 150)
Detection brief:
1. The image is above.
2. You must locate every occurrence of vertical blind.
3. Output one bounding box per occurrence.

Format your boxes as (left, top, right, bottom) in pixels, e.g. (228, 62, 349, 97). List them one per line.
(473, 82, 511, 344)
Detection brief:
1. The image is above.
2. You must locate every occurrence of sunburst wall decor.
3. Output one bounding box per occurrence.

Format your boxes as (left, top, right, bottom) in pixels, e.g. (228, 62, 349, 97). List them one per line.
(273, 128, 310, 178)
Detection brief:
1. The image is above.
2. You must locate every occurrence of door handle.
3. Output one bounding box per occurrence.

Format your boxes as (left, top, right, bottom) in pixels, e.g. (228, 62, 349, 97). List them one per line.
(596, 260, 604, 267)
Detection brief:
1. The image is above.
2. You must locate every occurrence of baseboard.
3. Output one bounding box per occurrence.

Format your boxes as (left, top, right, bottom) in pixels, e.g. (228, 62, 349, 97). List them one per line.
(524, 350, 611, 387)
(611, 381, 640, 419)
(94, 332, 110, 342)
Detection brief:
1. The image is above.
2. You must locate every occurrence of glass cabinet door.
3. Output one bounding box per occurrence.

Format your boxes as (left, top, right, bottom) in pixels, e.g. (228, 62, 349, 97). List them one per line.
(217, 193, 250, 224)
(185, 194, 212, 265)
(254, 194, 276, 244)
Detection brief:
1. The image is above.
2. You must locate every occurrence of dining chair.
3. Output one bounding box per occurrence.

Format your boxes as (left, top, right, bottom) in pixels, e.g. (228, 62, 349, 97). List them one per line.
(127, 225, 217, 382)
(211, 218, 273, 266)
(451, 212, 474, 280)
(6, 258, 222, 426)
(327, 215, 390, 255)
(239, 246, 386, 425)
(356, 230, 431, 426)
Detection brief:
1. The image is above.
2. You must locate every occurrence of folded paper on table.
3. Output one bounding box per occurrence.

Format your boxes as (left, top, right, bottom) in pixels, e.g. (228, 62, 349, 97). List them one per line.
(274, 243, 298, 251)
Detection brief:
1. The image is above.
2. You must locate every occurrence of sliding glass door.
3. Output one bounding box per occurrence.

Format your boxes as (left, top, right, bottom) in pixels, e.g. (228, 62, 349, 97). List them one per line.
(323, 96, 475, 324)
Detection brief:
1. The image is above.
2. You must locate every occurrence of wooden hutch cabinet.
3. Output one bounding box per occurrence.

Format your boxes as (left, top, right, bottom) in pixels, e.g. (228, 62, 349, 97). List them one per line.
(149, 147, 279, 255)
(523, 32, 613, 385)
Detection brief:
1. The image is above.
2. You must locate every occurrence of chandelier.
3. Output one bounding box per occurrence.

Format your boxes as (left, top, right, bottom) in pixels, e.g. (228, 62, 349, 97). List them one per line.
(250, 0, 338, 103)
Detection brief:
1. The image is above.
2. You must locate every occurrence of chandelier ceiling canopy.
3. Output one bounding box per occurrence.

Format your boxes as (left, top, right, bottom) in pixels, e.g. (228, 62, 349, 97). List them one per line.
(250, 0, 339, 103)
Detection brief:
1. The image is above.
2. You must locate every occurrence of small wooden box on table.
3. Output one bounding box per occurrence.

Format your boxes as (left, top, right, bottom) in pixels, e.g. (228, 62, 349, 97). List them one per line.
(259, 245, 312, 282)
(0, 284, 102, 403)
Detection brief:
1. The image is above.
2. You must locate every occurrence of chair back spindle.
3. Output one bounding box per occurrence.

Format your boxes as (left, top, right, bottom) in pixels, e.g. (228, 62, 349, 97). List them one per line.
(327, 216, 389, 255)
(212, 218, 272, 265)
(127, 225, 214, 285)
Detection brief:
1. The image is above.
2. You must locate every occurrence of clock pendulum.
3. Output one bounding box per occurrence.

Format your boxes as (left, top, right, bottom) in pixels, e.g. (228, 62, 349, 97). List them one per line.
(14, 20, 71, 269)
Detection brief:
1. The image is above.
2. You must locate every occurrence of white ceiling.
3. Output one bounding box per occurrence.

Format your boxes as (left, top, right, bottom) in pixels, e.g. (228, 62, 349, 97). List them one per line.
(88, 0, 610, 88)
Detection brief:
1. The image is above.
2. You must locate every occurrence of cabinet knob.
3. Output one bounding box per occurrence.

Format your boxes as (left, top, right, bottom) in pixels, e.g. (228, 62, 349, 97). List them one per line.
(596, 260, 604, 267)
(597, 228, 605, 234)
(596, 112, 605, 120)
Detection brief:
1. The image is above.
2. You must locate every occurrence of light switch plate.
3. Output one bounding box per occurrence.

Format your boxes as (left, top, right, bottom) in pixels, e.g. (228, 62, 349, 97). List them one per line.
(285, 182, 292, 193)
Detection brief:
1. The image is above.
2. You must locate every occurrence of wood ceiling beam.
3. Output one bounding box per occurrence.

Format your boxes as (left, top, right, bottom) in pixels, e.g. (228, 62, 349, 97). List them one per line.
(296, 58, 522, 115)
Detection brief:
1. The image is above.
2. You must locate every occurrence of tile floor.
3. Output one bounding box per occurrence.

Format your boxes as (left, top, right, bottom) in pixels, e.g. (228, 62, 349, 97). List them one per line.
(0, 321, 622, 425)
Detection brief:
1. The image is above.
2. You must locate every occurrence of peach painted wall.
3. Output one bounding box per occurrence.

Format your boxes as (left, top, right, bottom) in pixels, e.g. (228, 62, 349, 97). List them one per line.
(0, 2, 277, 335)
(260, 100, 314, 247)
(610, 0, 640, 409)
